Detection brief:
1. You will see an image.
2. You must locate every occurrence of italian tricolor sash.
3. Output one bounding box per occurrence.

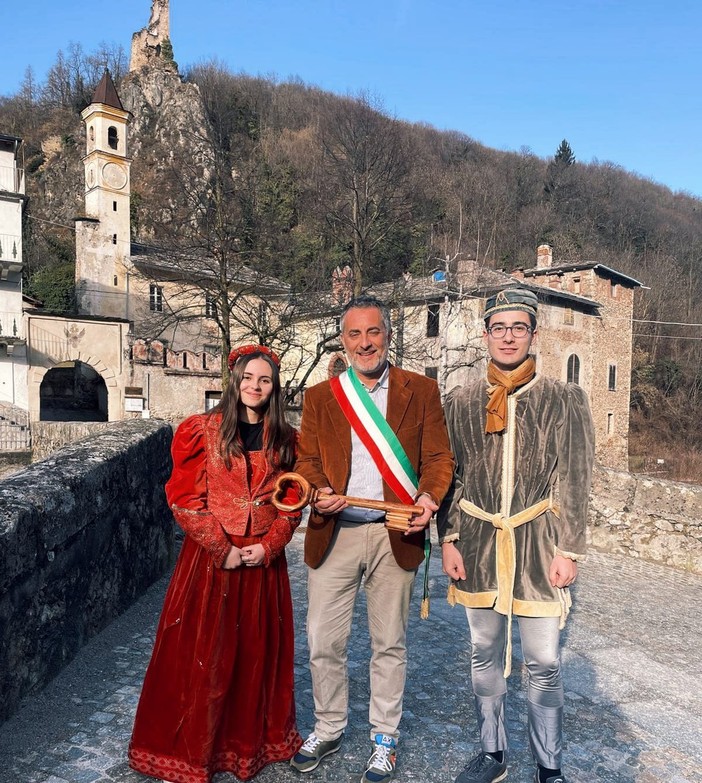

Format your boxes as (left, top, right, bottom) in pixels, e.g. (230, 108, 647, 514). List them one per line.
(329, 367, 418, 503)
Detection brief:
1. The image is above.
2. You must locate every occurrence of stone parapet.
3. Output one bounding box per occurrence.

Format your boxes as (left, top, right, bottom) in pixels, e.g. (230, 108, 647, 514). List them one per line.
(0, 419, 174, 721)
(589, 464, 702, 572)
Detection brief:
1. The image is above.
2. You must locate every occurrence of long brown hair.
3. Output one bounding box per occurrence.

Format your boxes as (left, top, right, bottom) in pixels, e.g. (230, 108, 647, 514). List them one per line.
(210, 351, 295, 469)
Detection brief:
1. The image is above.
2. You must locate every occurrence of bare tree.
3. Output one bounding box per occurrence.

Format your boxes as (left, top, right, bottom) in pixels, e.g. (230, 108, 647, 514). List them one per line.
(318, 93, 414, 294)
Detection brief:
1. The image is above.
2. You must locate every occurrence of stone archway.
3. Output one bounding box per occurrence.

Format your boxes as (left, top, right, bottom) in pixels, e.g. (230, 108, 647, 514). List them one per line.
(39, 360, 109, 422)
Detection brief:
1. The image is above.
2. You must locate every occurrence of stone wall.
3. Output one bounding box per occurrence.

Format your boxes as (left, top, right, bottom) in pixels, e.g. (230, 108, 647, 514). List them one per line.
(589, 465, 702, 573)
(0, 419, 174, 722)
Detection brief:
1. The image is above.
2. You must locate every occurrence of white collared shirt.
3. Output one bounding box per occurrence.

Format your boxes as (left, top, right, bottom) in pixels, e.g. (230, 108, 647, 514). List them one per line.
(339, 363, 390, 522)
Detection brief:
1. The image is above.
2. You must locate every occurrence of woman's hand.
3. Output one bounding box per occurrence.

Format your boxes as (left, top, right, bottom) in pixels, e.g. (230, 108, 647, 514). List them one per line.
(240, 543, 266, 567)
(223, 546, 244, 570)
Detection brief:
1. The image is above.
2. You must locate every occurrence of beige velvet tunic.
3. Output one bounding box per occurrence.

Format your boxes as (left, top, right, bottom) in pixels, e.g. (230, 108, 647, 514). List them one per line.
(437, 374, 595, 618)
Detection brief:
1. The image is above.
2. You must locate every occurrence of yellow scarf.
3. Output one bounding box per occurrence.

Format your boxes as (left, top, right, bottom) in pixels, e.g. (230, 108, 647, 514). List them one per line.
(485, 357, 536, 434)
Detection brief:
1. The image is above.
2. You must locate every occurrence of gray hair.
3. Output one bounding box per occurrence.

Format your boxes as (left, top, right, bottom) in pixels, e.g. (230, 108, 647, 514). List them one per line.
(340, 295, 392, 335)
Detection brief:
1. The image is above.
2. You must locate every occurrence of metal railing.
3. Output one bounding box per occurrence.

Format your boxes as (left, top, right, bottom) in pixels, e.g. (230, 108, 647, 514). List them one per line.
(0, 402, 29, 427)
(0, 401, 31, 451)
(0, 164, 25, 194)
(0, 421, 31, 452)
(0, 233, 22, 263)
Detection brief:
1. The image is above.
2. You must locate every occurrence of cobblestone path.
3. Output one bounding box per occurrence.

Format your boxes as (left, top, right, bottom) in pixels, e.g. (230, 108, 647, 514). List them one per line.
(0, 531, 700, 783)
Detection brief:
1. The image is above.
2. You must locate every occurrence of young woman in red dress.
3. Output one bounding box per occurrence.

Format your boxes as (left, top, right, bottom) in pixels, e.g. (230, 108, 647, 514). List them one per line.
(129, 344, 302, 783)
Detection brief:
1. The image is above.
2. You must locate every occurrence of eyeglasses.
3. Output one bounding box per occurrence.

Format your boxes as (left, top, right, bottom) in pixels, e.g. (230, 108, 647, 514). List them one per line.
(486, 324, 533, 339)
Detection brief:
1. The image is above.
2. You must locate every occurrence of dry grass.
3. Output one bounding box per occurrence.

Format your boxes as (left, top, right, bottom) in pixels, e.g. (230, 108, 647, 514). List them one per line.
(629, 436, 702, 484)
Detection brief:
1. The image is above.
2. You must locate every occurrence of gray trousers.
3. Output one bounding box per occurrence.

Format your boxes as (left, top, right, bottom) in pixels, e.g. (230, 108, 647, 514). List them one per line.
(465, 607, 564, 769)
(307, 521, 416, 742)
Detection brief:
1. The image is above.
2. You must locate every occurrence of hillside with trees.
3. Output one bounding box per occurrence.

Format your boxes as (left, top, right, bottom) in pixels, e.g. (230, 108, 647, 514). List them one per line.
(2, 46, 702, 473)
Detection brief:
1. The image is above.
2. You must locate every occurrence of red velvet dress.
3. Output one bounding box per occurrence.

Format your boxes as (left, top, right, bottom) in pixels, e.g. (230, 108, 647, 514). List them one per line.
(128, 415, 302, 783)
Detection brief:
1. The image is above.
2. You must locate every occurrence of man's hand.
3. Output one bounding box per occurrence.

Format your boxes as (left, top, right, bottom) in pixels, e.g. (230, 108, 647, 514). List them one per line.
(313, 486, 348, 515)
(549, 554, 578, 588)
(442, 542, 466, 581)
(403, 493, 437, 536)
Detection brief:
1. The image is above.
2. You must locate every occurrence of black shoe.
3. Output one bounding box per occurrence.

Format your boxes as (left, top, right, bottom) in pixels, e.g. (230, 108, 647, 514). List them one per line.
(534, 772, 568, 783)
(456, 751, 507, 783)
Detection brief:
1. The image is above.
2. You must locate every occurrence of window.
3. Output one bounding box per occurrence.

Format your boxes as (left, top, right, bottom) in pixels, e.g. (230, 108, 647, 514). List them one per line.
(112, 234, 117, 245)
(607, 412, 614, 435)
(150, 284, 163, 312)
(108, 126, 118, 150)
(572, 276, 581, 294)
(113, 201, 117, 211)
(258, 301, 269, 329)
(182, 353, 188, 369)
(563, 308, 574, 325)
(205, 391, 222, 411)
(611, 281, 619, 298)
(425, 366, 438, 380)
(426, 304, 440, 337)
(203, 345, 219, 370)
(567, 354, 580, 385)
(329, 355, 347, 378)
(205, 294, 217, 318)
(113, 275, 118, 286)
(608, 364, 617, 391)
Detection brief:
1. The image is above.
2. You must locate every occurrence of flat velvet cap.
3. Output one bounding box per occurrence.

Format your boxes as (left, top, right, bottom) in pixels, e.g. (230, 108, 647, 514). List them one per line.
(484, 288, 538, 320)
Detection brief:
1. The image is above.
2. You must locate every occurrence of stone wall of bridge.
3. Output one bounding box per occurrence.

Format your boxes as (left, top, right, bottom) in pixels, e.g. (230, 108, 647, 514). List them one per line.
(589, 465, 702, 573)
(0, 419, 174, 722)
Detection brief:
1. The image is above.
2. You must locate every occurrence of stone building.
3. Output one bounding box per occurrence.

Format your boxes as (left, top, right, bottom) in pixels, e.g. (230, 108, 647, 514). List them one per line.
(513, 244, 642, 469)
(290, 250, 642, 470)
(130, 0, 171, 72)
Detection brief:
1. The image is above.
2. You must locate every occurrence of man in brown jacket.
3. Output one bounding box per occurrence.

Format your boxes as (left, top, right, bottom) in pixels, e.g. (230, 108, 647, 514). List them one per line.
(290, 295, 454, 783)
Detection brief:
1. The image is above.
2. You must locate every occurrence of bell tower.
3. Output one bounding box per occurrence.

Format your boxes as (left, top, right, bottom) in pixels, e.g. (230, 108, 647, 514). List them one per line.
(75, 70, 132, 318)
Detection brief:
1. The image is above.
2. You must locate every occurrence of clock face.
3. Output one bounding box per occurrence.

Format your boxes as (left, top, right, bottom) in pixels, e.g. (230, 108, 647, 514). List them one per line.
(102, 162, 128, 190)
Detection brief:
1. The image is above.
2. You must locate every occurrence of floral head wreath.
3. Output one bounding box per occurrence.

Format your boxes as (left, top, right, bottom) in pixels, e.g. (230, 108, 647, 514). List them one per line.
(227, 344, 280, 371)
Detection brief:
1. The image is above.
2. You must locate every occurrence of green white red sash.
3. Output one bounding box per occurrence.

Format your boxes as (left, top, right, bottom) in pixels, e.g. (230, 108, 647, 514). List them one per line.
(329, 366, 418, 504)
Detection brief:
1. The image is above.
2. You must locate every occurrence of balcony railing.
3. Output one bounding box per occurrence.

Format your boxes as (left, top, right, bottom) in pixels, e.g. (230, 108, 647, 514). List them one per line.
(0, 233, 22, 263)
(0, 311, 23, 339)
(0, 164, 25, 194)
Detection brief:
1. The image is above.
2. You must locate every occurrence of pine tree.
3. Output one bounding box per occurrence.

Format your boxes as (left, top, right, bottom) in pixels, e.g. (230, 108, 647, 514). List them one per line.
(554, 138, 575, 166)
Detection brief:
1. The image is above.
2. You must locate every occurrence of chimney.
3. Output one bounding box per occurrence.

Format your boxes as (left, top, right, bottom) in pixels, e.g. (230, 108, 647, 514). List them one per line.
(331, 265, 353, 306)
(536, 244, 553, 269)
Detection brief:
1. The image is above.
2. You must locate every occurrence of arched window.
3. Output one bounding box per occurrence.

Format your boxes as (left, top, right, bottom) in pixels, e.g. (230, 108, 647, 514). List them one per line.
(108, 126, 118, 150)
(567, 354, 580, 385)
(328, 353, 347, 379)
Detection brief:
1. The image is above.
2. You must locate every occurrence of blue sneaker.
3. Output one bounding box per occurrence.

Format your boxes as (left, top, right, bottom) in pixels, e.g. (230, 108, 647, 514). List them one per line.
(290, 732, 343, 773)
(361, 734, 397, 783)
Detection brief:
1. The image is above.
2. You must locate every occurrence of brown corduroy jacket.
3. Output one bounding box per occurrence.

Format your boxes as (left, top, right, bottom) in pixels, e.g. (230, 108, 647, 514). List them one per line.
(295, 365, 454, 571)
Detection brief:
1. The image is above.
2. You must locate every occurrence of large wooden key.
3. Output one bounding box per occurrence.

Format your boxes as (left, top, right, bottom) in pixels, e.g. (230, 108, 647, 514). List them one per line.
(271, 471, 425, 532)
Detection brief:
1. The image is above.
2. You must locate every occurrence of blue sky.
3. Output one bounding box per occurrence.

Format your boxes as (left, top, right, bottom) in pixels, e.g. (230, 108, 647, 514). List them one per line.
(3, 0, 701, 198)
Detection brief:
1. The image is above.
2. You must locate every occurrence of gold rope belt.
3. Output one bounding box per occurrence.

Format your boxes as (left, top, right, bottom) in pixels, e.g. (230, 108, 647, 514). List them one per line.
(458, 497, 559, 678)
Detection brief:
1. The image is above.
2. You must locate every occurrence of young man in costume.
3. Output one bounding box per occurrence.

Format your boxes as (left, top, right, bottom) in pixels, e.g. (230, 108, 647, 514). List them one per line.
(290, 295, 454, 783)
(438, 288, 595, 783)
